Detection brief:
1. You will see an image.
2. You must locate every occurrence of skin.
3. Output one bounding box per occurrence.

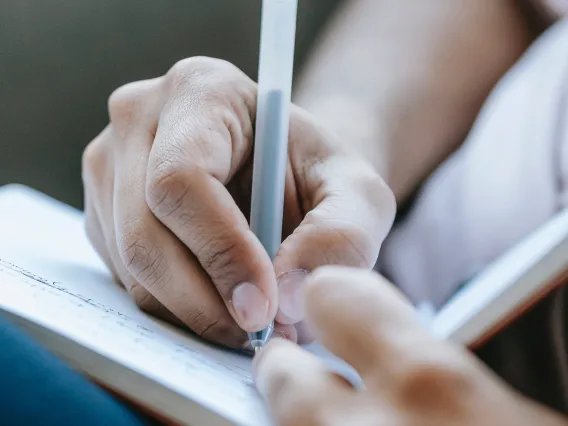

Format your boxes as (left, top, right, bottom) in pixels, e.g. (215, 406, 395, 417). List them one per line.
(294, 0, 533, 205)
(82, 57, 396, 348)
(83, 0, 536, 349)
(539, 0, 568, 17)
(252, 2, 568, 425)
(254, 267, 568, 426)
(82, 1, 568, 423)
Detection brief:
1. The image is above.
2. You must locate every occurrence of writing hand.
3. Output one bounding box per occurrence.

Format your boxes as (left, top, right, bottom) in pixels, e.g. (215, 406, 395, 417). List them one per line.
(82, 57, 395, 348)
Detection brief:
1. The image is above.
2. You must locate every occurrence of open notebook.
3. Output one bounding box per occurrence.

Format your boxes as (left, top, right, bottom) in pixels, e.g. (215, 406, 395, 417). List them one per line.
(0, 184, 357, 426)
(1, 184, 568, 425)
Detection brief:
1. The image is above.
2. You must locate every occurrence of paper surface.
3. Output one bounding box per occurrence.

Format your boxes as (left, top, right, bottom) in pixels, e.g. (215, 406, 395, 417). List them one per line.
(0, 184, 358, 426)
(0, 185, 270, 426)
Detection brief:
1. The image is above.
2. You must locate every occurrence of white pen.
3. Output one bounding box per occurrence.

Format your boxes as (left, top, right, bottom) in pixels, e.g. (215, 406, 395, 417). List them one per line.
(248, 0, 299, 353)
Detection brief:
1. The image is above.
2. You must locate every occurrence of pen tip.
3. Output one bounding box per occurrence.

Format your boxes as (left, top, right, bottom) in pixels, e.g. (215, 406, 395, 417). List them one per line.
(254, 346, 261, 355)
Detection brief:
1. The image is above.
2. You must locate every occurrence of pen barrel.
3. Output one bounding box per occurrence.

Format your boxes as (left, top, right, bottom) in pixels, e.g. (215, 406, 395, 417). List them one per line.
(256, 0, 298, 95)
(250, 0, 298, 259)
(250, 91, 287, 259)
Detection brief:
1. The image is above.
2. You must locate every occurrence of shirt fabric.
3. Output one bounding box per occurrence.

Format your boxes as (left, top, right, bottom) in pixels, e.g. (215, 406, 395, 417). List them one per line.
(380, 17, 568, 413)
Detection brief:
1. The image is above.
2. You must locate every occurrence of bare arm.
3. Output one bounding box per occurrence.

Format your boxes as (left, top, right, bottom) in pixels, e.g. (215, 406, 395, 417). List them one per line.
(295, 0, 534, 204)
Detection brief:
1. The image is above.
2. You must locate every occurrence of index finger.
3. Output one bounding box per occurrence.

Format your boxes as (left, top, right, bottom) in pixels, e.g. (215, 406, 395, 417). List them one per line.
(303, 267, 473, 387)
(145, 58, 278, 333)
(253, 339, 353, 426)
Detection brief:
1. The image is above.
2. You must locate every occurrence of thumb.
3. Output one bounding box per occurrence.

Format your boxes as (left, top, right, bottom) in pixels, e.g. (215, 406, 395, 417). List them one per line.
(273, 154, 396, 325)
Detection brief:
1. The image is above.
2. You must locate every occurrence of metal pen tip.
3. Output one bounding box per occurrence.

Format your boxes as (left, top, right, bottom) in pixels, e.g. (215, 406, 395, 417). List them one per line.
(247, 321, 274, 355)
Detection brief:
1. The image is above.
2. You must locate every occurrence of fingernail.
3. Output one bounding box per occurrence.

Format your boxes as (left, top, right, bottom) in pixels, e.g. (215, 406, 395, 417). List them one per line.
(272, 330, 291, 341)
(231, 282, 269, 331)
(277, 270, 308, 324)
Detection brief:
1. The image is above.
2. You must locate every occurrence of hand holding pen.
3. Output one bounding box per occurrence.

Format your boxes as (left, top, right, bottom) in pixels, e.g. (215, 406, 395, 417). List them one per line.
(82, 12, 395, 351)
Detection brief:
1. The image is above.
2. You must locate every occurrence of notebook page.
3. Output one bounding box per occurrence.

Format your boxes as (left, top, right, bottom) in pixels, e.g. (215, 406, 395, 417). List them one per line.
(0, 186, 272, 426)
(0, 185, 359, 425)
(0, 257, 268, 425)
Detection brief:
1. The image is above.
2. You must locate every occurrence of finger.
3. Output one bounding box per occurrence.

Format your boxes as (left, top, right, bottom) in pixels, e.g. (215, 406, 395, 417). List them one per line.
(114, 137, 245, 346)
(294, 321, 315, 345)
(82, 127, 121, 281)
(145, 58, 277, 332)
(253, 339, 353, 426)
(305, 267, 517, 415)
(84, 186, 117, 280)
(273, 323, 298, 343)
(109, 76, 246, 347)
(83, 126, 181, 325)
(303, 266, 465, 384)
(274, 108, 396, 325)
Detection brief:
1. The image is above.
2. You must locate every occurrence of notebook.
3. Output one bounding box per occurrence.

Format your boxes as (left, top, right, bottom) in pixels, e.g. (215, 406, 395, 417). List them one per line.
(0, 184, 357, 426)
(431, 202, 568, 347)
(1, 184, 568, 425)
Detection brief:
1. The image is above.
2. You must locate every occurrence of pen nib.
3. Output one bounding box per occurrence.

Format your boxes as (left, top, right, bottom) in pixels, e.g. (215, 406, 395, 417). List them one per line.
(254, 346, 261, 355)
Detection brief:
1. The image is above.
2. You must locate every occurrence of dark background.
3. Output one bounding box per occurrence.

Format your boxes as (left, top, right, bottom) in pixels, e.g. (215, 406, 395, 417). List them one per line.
(0, 0, 342, 209)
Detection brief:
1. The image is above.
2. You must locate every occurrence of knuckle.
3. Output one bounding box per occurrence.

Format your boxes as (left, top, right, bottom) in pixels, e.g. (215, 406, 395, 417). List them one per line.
(167, 56, 241, 88)
(128, 283, 160, 313)
(395, 354, 475, 409)
(107, 81, 149, 132)
(201, 320, 243, 347)
(81, 138, 105, 185)
(117, 223, 169, 290)
(303, 212, 377, 268)
(146, 162, 197, 219)
(196, 237, 243, 295)
(166, 57, 253, 110)
(186, 310, 244, 347)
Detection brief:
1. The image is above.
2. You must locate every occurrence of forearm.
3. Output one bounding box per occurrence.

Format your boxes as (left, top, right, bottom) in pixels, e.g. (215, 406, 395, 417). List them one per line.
(295, 0, 533, 204)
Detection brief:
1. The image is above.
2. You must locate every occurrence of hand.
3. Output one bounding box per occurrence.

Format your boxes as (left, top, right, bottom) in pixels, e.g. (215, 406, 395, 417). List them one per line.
(254, 267, 568, 426)
(82, 57, 395, 348)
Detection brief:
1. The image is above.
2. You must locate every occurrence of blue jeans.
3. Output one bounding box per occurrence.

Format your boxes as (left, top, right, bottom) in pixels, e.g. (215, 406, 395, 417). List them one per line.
(0, 315, 152, 426)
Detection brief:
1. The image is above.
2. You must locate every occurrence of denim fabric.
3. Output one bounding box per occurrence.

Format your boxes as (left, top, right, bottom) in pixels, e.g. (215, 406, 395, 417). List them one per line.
(0, 314, 152, 426)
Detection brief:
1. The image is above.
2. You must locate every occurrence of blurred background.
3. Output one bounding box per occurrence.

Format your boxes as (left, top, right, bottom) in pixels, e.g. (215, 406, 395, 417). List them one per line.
(0, 0, 342, 209)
